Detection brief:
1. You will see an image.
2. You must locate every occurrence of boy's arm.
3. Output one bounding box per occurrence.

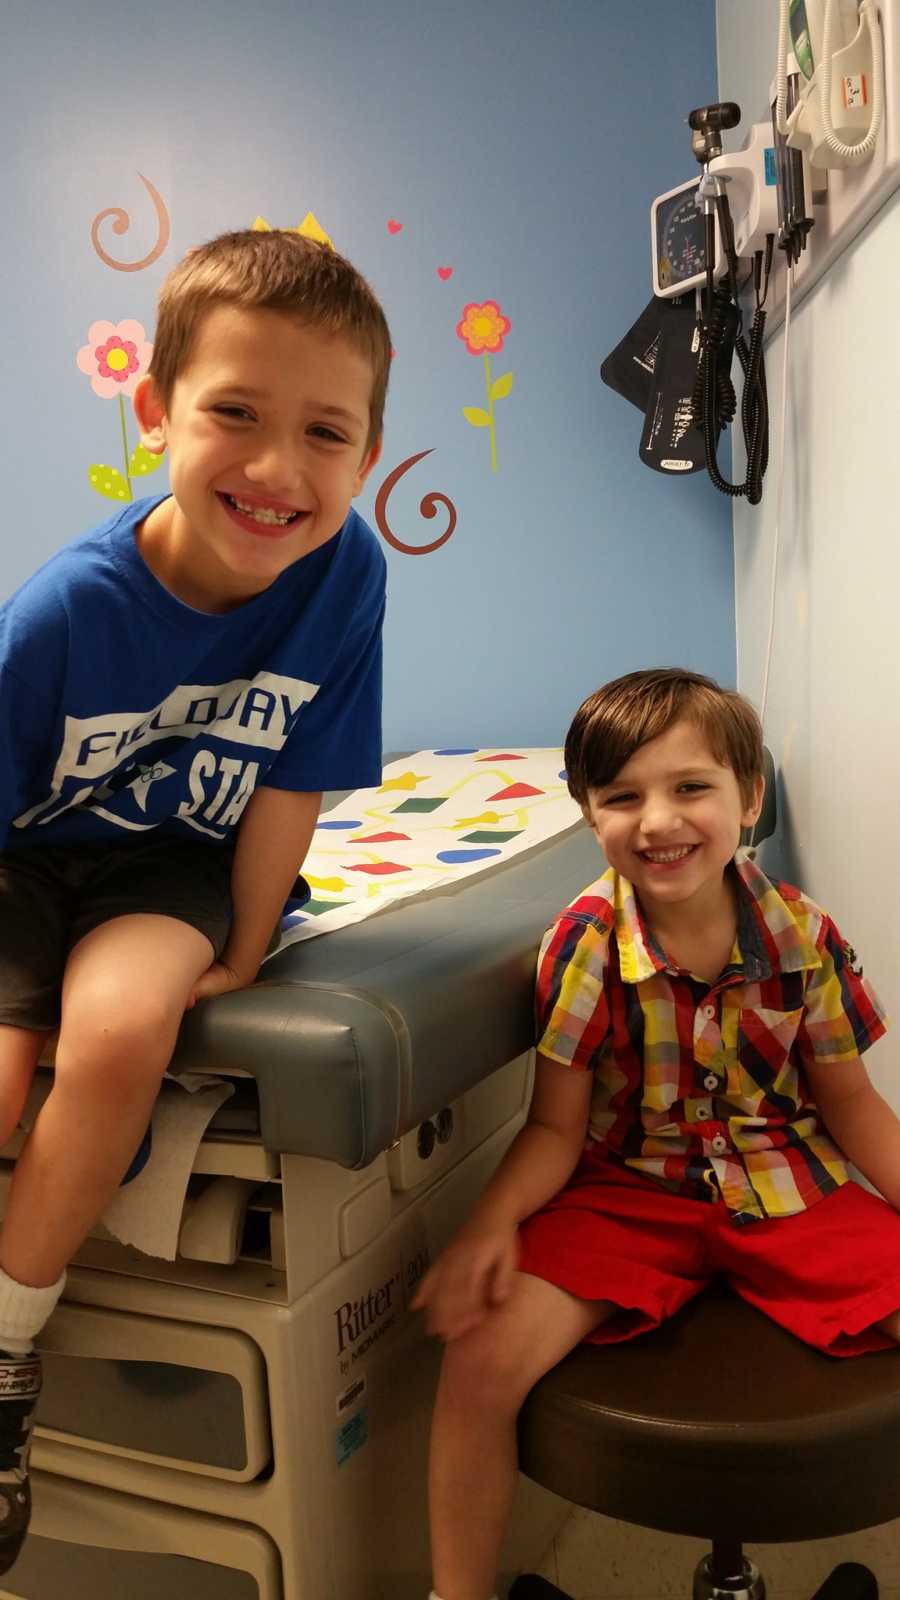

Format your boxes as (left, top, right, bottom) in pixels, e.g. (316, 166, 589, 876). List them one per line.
(191, 786, 321, 1003)
(805, 1056, 900, 1212)
(410, 1054, 592, 1335)
(468, 1052, 594, 1228)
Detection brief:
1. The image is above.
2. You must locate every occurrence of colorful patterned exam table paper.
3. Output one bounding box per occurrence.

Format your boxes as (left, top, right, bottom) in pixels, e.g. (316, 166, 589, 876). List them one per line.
(272, 747, 583, 952)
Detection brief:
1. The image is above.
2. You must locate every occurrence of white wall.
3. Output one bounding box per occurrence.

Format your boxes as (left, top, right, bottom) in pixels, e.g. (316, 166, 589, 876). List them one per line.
(718, 1, 900, 1102)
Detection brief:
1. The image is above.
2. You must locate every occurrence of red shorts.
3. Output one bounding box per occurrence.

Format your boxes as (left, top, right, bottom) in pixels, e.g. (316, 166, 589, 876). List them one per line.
(517, 1150, 900, 1357)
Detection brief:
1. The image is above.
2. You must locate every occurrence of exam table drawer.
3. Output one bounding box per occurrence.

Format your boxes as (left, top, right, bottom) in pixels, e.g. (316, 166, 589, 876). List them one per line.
(1, 1469, 281, 1599)
(35, 1303, 271, 1481)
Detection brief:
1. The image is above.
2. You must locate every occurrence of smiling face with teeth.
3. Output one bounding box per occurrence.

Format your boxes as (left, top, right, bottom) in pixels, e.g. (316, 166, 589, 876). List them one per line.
(132, 305, 382, 612)
(584, 719, 764, 927)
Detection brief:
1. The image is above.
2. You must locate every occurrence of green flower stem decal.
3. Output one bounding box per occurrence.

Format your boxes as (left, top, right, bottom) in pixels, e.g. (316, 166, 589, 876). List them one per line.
(457, 301, 513, 474)
(77, 319, 163, 503)
(118, 395, 133, 501)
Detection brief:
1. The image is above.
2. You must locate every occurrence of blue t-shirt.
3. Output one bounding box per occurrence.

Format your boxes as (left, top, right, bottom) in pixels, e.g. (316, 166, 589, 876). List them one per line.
(0, 495, 386, 850)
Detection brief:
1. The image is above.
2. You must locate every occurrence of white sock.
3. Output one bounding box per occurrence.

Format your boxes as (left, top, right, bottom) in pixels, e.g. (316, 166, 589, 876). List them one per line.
(0, 1266, 66, 1355)
(428, 1593, 499, 1600)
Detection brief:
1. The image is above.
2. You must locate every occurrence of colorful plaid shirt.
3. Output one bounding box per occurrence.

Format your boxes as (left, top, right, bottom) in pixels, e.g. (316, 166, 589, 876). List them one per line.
(535, 851, 888, 1223)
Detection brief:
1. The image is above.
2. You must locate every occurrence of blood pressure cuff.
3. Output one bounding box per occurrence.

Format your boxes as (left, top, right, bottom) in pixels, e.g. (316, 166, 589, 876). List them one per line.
(638, 297, 707, 475)
(601, 295, 737, 477)
(600, 296, 668, 413)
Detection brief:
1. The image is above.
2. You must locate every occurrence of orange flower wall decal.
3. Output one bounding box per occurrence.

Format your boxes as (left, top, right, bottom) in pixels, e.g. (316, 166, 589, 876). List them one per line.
(456, 301, 514, 473)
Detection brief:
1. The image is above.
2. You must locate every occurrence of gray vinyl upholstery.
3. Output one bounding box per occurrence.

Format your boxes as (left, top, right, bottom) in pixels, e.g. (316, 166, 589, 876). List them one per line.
(171, 822, 600, 1167)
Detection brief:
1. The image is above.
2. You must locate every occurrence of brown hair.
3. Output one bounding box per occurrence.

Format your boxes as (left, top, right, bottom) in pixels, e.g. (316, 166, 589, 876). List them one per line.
(148, 229, 392, 451)
(564, 668, 764, 807)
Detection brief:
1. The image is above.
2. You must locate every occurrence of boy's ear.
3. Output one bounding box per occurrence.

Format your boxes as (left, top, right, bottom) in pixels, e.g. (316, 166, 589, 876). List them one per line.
(741, 772, 767, 829)
(133, 376, 168, 456)
(352, 434, 382, 497)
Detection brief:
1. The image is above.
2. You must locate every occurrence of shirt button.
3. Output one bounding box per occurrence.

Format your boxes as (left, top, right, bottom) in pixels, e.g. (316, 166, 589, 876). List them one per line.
(704, 1074, 719, 1090)
(711, 1134, 728, 1153)
(695, 1106, 711, 1121)
(703, 1004, 716, 1020)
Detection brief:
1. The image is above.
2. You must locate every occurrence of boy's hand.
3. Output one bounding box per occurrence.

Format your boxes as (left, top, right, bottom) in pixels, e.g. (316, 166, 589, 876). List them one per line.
(187, 960, 253, 1008)
(410, 1222, 520, 1341)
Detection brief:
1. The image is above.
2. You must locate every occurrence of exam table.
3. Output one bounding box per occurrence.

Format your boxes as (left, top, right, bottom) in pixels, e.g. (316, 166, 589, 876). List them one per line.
(0, 814, 599, 1600)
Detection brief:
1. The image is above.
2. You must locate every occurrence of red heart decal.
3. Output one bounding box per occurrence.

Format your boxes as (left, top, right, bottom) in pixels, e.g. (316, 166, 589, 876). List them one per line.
(437, 266, 453, 280)
(387, 219, 403, 234)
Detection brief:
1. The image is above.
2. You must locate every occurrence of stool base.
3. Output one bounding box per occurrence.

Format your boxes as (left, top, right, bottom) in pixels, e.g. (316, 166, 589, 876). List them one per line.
(509, 1577, 571, 1599)
(510, 1553, 879, 1600)
(694, 1545, 764, 1600)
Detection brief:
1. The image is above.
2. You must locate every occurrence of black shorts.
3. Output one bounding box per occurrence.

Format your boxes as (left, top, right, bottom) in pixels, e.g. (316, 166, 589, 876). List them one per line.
(0, 838, 236, 1031)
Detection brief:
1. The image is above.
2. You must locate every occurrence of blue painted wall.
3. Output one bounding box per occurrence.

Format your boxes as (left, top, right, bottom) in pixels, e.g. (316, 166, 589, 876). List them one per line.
(3, 0, 731, 750)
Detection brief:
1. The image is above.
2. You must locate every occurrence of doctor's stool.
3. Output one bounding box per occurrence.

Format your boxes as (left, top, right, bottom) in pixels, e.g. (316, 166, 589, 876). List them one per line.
(509, 1283, 900, 1600)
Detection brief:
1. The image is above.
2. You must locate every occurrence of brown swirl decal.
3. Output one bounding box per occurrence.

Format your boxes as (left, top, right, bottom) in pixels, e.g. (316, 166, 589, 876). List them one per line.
(375, 450, 458, 555)
(91, 174, 171, 272)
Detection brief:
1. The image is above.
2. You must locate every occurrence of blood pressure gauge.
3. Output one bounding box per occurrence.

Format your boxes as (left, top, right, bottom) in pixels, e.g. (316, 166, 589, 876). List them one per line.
(651, 176, 722, 298)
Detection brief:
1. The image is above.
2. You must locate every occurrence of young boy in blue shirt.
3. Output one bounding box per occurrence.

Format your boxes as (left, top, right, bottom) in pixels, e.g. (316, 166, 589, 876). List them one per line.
(0, 227, 390, 1567)
(414, 668, 900, 1600)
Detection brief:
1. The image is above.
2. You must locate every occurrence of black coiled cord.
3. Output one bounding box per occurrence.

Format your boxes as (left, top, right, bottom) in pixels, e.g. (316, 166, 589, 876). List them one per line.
(739, 309, 769, 499)
(692, 287, 769, 504)
(692, 195, 771, 505)
(691, 286, 738, 432)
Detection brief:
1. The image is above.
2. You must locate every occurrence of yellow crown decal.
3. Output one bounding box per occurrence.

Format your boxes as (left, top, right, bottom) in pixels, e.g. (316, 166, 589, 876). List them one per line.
(252, 212, 334, 248)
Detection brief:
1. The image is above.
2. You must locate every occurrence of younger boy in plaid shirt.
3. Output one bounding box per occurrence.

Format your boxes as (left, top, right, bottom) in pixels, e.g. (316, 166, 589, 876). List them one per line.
(415, 667, 900, 1600)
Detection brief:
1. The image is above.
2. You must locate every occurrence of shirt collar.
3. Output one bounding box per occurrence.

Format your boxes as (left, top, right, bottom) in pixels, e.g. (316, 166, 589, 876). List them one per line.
(611, 849, 822, 985)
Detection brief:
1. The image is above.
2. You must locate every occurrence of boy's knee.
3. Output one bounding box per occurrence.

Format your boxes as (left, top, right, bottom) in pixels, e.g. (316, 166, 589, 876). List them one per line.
(441, 1315, 541, 1414)
(54, 1007, 175, 1091)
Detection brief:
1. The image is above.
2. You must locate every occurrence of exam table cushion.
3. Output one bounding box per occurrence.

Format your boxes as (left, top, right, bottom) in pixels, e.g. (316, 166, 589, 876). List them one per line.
(172, 824, 599, 1167)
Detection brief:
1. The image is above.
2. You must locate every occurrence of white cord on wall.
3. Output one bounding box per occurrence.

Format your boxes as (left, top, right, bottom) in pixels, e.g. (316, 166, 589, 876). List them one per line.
(749, 261, 793, 855)
(757, 262, 793, 734)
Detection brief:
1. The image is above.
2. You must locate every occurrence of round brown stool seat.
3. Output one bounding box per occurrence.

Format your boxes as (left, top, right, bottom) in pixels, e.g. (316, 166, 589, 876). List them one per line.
(512, 1285, 900, 1600)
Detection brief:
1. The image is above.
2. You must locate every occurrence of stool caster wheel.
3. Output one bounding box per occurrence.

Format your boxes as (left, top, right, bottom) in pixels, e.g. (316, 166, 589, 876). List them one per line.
(812, 1566, 878, 1600)
(509, 1578, 572, 1599)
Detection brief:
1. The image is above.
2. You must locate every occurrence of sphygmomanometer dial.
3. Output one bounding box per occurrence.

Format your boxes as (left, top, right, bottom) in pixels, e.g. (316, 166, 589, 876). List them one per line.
(657, 189, 705, 292)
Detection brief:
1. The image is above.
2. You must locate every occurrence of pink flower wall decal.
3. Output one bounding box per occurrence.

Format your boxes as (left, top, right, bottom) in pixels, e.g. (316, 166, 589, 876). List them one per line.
(96, 334, 140, 386)
(456, 301, 514, 472)
(76, 320, 163, 502)
(77, 320, 153, 398)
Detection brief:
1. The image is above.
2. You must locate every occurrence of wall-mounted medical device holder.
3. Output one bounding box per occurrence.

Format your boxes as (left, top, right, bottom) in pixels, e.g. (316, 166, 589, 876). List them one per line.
(770, 62, 817, 263)
(779, 0, 884, 170)
(607, 102, 774, 498)
(603, 4, 898, 498)
(689, 103, 773, 503)
(764, 0, 898, 330)
(651, 121, 783, 299)
(709, 121, 785, 259)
